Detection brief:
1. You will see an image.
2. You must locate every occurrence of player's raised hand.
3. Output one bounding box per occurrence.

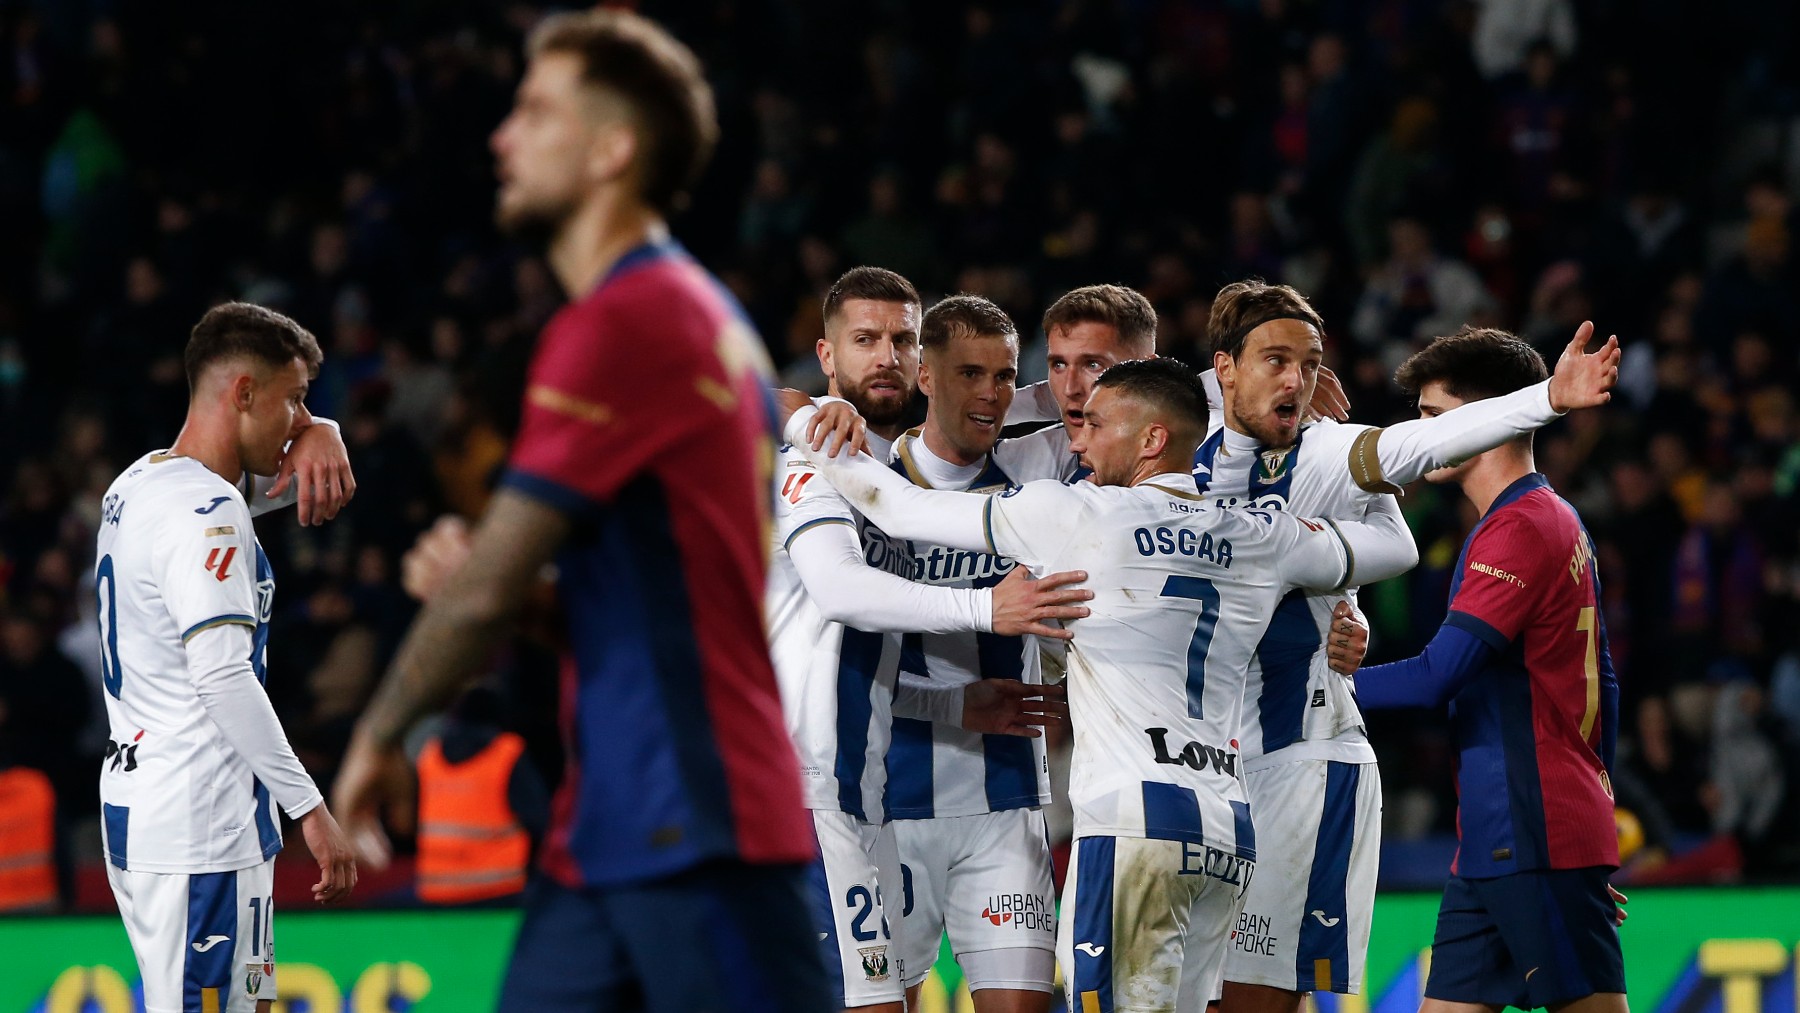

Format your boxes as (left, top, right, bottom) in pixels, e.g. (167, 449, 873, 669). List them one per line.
(991, 567, 1092, 639)
(270, 422, 357, 526)
(402, 515, 474, 602)
(1546, 320, 1623, 413)
(806, 399, 869, 458)
(330, 732, 408, 873)
(1326, 600, 1369, 675)
(962, 679, 1069, 737)
(1309, 364, 1351, 422)
(298, 803, 359, 905)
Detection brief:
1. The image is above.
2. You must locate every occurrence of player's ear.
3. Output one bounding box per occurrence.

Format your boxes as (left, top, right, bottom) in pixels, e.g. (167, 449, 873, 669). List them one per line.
(917, 358, 935, 399)
(587, 120, 637, 187)
(816, 337, 835, 378)
(1213, 349, 1235, 388)
(233, 373, 257, 414)
(1142, 421, 1168, 458)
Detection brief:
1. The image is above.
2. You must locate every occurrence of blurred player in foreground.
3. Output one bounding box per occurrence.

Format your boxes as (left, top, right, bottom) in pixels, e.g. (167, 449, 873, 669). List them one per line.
(790, 358, 1419, 1012)
(97, 302, 359, 1012)
(331, 10, 828, 1011)
(1355, 328, 1626, 1013)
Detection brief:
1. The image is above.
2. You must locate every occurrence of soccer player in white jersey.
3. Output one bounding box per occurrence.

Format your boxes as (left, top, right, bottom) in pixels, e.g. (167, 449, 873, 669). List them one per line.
(1198, 281, 1621, 1013)
(786, 358, 1422, 1013)
(96, 302, 358, 1013)
(881, 295, 1088, 1013)
(771, 269, 1087, 1012)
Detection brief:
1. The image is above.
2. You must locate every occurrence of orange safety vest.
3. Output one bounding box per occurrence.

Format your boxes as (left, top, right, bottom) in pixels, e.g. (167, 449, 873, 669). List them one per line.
(0, 767, 56, 912)
(416, 731, 531, 904)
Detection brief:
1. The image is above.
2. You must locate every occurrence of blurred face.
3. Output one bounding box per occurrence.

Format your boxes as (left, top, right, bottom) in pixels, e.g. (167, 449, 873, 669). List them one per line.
(1415, 380, 1472, 484)
(1214, 319, 1320, 448)
(238, 358, 314, 477)
(1047, 321, 1138, 432)
(1066, 386, 1156, 487)
(491, 52, 622, 238)
(920, 332, 1018, 465)
(820, 299, 921, 428)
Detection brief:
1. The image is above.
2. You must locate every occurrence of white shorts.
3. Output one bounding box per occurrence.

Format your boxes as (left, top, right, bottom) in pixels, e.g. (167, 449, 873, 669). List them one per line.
(895, 808, 1056, 991)
(806, 809, 905, 1007)
(1224, 759, 1381, 994)
(106, 858, 278, 1012)
(1058, 835, 1253, 1013)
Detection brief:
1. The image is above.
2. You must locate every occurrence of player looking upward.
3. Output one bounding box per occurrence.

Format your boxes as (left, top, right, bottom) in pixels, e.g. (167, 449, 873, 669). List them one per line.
(97, 301, 359, 1013)
(772, 277, 1085, 1012)
(788, 358, 1421, 1013)
(331, 11, 829, 1011)
(1205, 283, 1622, 1013)
(1353, 328, 1626, 1013)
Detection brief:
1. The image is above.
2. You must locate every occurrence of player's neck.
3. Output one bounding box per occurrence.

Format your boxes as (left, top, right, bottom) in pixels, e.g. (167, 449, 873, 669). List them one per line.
(919, 422, 985, 468)
(1128, 458, 1190, 487)
(1461, 451, 1535, 517)
(169, 416, 245, 487)
(548, 193, 667, 297)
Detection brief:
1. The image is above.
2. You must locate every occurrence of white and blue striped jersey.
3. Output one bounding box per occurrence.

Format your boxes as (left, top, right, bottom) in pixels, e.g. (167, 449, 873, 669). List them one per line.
(1190, 422, 1388, 768)
(766, 433, 900, 822)
(983, 475, 1354, 855)
(882, 433, 1052, 819)
(94, 453, 315, 874)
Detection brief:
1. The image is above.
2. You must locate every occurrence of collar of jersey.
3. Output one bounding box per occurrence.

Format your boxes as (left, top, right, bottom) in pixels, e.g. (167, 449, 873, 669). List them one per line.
(1141, 471, 1206, 500)
(591, 237, 685, 294)
(1484, 472, 1551, 518)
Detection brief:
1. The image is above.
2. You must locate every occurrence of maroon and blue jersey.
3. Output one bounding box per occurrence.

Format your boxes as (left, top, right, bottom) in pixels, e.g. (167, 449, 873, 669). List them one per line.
(1441, 473, 1619, 877)
(502, 239, 814, 888)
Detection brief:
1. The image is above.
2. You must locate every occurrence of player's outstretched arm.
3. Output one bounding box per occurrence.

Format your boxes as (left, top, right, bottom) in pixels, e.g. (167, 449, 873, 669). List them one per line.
(1342, 493, 1419, 587)
(785, 404, 995, 551)
(1345, 321, 1621, 493)
(333, 488, 570, 867)
(1351, 622, 1495, 709)
(249, 417, 358, 525)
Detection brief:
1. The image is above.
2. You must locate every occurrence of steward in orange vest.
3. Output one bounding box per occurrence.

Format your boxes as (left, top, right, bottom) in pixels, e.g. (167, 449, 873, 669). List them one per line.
(0, 765, 57, 912)
(414, 690, 548, 905)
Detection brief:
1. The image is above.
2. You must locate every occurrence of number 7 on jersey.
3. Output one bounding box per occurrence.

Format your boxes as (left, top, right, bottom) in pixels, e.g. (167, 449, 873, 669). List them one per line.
(1160, 575, 1220, 719)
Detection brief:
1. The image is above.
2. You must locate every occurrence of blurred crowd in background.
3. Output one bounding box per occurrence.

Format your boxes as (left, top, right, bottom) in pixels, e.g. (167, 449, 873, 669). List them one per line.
(2, 0, 1799, 907)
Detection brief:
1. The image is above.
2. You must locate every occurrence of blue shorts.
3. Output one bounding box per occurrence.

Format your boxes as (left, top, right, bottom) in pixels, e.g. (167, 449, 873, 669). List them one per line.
(498, 862, 832, 1013)
(1425, 866, 1625, 1009)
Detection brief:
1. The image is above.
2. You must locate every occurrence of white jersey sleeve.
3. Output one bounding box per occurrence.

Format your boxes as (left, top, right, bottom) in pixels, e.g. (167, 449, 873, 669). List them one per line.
(992, 425, 1080, 484)
(983, 480, 1091, 572)
(1003, 381, 1062, 425)
(184, 623, 321, 817)
(1344, 379, 1560, 493)
(155, 494, 261, 640)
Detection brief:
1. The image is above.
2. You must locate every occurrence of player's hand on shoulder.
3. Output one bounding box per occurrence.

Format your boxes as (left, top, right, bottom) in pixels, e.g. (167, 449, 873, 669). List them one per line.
(270, 421, 357, 526)
(772, 387, 814, 427)
(402, 515, 473, 603)
(1326, 599, 1369, 675)
(806, 398, 868, 458)
(962, 678, 1069, 737)
(991, 566, 1091, 640)
(298, 803, 359, 905)
(1546, 320, 1622, 413)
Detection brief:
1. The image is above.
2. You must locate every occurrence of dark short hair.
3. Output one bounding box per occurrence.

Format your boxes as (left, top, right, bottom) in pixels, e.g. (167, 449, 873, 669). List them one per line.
(529, 10, 718, 215)
(1394, 325, 1549, 402)
(921, 294, 1016, 353)
(1042, 284, 1157, 352)
(185, 303, 323, 392)
(822, 266, 921, 324)
(1095, 357, 1210, 439)
(1208, 279, 1326, 360)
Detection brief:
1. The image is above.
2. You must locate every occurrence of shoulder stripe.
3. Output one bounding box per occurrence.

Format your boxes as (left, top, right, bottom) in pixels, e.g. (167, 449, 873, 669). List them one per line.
(783, 517, 854, 550)
(527, 384, 614, 426)
(181, 615, 256, 642)
(1348, 428, 1401, 494)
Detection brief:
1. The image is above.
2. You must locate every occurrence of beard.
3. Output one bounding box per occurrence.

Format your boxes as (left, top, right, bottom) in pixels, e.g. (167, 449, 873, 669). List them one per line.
(1228, 403, 1298, 450)
(495, 190, 576, 249)
(840, 372, 914, 427)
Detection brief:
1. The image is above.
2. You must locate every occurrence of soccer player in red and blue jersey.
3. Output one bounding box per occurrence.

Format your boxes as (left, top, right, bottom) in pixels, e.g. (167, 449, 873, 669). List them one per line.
(332, 11, 828, 1011)
(1354, 327, 1626, 1013)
